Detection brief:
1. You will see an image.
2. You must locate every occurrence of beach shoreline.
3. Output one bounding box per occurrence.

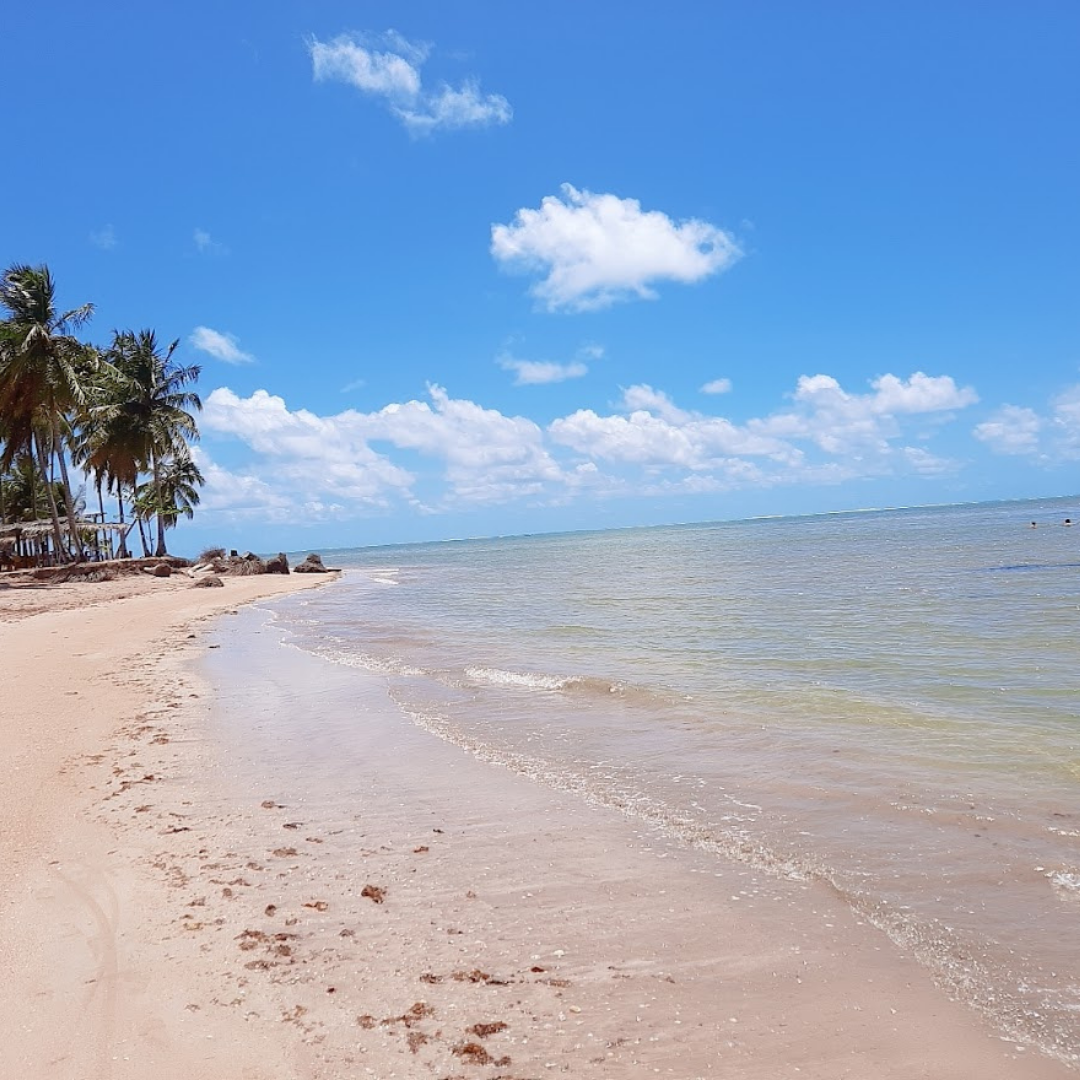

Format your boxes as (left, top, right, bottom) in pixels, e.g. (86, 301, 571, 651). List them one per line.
(1, 573, 1074, 1078)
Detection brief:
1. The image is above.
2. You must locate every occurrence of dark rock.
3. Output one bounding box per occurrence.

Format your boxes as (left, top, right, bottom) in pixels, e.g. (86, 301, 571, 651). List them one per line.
(265, 552, 290, 575)
(152, 562, 173, 577)
(192, 574, 225, 588)
(294, 552, 328, 574)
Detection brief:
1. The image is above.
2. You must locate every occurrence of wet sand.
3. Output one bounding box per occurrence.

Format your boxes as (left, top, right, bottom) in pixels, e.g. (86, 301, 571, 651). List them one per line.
(1, 574, 1074, 1078)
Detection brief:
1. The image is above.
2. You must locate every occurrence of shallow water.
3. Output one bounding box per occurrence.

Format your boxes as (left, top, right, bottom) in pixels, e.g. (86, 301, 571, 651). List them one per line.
(271, 496, 1080, 1064)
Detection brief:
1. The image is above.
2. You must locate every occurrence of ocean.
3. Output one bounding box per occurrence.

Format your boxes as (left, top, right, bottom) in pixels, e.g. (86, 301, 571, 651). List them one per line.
(268, 496, 1080, 1064)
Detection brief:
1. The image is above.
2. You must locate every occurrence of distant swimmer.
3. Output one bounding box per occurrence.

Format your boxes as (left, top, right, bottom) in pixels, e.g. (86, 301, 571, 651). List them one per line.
(1066, 519, 1074, 527)
(1030, 521, 1038, 528)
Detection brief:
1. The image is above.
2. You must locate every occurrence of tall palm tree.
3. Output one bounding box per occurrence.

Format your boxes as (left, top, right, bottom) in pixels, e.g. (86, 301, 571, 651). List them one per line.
(73, 351, 137, 556)
(90, 329, 201, 556)
(0, 264, 95, 560)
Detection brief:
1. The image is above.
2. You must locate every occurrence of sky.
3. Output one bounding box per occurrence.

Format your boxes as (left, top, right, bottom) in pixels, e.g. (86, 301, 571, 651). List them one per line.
(5, 2, 1079, 553)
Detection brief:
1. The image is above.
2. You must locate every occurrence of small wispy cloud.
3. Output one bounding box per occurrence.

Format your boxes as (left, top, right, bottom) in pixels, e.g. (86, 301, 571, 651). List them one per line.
(309, 31, 511, 136)
(341, 377, 367, 393)
(194, 228, 229, 256)
(499, 354, 588, 386)
(701, 378, 732, 395)
(189, 326, 255, 365)
(89, 225, 117, 250)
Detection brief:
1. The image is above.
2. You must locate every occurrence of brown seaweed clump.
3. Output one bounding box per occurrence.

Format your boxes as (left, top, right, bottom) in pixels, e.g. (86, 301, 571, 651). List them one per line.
(452, 1041, 510, 1067)
(467, 1021, 508, 1038)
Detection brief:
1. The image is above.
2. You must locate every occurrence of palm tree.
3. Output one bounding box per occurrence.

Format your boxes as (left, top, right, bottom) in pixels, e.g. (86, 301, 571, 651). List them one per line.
(73, 352, 138, 556)
(90, 329, 201, 556)
(133, 449, 204, 542)
(0, 450, 65, 524)
(0, 264, 95, 560)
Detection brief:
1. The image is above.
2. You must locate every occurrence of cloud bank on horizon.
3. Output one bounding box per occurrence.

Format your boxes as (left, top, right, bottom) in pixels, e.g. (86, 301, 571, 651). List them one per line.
(195, 368, 1059, 523)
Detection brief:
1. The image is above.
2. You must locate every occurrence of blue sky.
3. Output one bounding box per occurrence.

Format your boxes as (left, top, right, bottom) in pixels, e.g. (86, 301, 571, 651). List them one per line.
(7, 2, 1079, 552)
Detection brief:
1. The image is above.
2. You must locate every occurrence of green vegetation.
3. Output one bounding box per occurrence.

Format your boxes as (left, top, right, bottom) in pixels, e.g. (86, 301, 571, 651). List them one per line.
(0, 263, 203, 562)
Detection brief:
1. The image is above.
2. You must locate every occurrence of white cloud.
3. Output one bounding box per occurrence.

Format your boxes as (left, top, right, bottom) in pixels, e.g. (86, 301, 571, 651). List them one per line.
(89, 225, 117, 250)
(197, 369, 988, 523)
(552, 372, 976, 476)
(1051, 385, 1080, 458)
(621, 384, 691, 424)
(399, 80, 512, 134)
(490, 184, 741, 311)
(901, 446, 959, 476)
(309, 32, 511, 135)
(194, 228, 228, 256)
(203, 385, 562, 510)
(973, 405, 1042, 455)
(551, 403, 796, 471)
(969, 381, 1080, 460)
(499, 354, 588, 385)
(190, 327, 255, 365)
(867, 372, 978, 414)
(701, 377, 732, 395)
(760, 371, 978, 456)
(364, 385, 563, 502)
(188, 445, 295, 519)
(203, 389, 414, 509)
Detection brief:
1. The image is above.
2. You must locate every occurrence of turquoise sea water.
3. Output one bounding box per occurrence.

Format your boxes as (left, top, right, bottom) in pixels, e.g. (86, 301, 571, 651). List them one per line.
(271, 496, 1080, 1063)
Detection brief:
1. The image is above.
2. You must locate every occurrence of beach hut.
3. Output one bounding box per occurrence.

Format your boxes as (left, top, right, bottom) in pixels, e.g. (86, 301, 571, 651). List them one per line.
(0, 518, 132, 569)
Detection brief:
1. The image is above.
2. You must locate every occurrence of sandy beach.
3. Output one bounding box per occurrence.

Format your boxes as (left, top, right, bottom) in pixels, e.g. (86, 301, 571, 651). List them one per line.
(1, 571, 1074, 1080)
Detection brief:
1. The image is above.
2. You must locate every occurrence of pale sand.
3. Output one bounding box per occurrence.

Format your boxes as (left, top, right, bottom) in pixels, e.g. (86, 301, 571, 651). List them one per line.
(1, 574, 1073, 1079)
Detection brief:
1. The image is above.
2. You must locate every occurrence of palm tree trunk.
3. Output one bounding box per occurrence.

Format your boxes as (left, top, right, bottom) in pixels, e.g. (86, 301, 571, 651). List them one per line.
(136, 497, 151, 557)
(34, 429, 66, 559)
(50, 414, 82, 562)
(95, 475, 108, 559)
(152, 454, 167, 557)
(116, 483, 130, 558)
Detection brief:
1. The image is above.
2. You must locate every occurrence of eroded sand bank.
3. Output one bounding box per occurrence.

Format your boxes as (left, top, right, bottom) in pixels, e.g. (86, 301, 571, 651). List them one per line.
(1, 573, 1072, 1079)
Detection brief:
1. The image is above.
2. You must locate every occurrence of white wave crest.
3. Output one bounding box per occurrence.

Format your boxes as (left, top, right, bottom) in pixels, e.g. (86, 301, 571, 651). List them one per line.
(464, 666, 576, 691)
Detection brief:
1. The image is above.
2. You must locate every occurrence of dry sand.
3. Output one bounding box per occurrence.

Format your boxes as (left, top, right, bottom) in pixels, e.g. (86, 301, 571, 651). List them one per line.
(1, 572, 1073, 1079)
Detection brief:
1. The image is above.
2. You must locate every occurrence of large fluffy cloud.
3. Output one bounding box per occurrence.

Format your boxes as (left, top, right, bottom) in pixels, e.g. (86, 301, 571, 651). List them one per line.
(491, 185, 741, 311)
(309, 32, 511, 135)
(201, 385, 562, 513)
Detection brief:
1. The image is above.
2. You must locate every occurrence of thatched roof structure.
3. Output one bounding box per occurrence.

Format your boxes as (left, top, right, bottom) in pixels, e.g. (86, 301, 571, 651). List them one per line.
(0, 518, 130, 538)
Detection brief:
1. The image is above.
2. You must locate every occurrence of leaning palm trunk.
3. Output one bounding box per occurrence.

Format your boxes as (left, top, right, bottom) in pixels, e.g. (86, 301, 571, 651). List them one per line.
(135, 504, 151, 557)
